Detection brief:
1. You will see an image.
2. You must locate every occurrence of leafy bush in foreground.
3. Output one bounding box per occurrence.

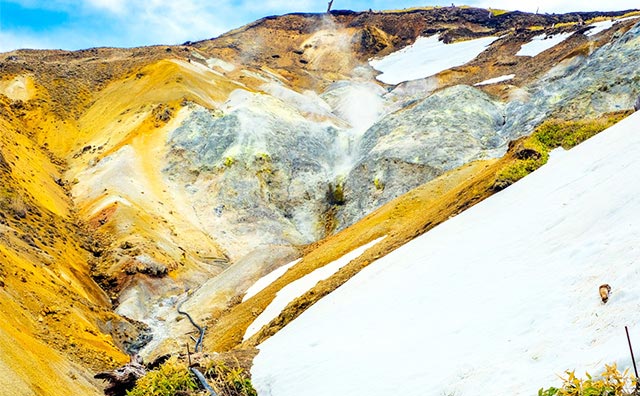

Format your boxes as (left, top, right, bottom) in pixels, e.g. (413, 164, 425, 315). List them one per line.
(203, 359, 258, 396)
(127, 355, 258, 396)
(126, 357, 197, 396)
(539, 363, 637, 396)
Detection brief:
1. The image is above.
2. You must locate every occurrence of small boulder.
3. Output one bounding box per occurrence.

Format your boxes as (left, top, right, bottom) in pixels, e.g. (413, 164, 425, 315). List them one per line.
(514, 148, 542, 160)
(599, 284, 611, 304)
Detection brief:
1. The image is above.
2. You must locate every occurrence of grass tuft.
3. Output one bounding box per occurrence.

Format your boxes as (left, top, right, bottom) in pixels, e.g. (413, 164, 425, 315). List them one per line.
(126, 357, 197, 396)
(202, 359, 258, 396)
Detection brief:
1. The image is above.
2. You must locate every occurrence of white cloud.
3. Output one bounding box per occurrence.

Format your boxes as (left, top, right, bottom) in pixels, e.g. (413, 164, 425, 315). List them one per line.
(84, 0, 128, 14)
(238, 0, 318, 13)
(125, 0, 232, 44)
(0, 27, 109, 52)
(1, 0, 236, 52)
(0, 31, 53, 52)
(1, 0, 638, 53)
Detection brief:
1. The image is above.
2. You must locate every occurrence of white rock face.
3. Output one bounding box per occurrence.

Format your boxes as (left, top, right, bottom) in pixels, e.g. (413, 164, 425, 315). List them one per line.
(164, 93, 339, 255)
(251, 109, 640, 396)
(339, 84, 506, 227)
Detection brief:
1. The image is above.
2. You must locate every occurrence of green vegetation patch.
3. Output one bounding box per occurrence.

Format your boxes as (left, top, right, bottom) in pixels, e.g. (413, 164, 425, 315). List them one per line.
(203, 359, 257, 396)
(127, 355, 258, 396)
(489, 8, 508, 16)
(534, 113, 629, 149)
(127, 357, 197, 396)
(494, 111, 630, 190)
(539, 363, 636, 396)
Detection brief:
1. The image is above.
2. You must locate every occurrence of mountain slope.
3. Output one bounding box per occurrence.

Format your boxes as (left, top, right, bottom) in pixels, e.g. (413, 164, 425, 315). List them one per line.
(1, 7, 640, 395)
(251, 110, 640, 396)
(0, 92, 128, 395)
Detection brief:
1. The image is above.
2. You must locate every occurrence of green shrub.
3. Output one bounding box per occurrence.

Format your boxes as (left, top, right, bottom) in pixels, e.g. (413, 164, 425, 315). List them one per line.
(203, 360, 258, 396)
(495, 135, 548, 188)
(539, 363, 637, 396)
(496, 157, 543, 185)
(495, 112, 630, 189)
(126, 357, 197, 396)
(539, 386, 559, 396)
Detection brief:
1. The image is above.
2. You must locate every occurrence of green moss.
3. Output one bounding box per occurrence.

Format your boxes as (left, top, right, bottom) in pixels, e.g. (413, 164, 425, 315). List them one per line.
(328, 180, 346, 206)
(224, 156, 236, 167)
(495, 112, 630, 189)
(373, 177, 385, 191)
(126, 358, 197, 396)
(495, 135, 547, 189)
(496, 158, 542, 185)
(534, 113, 628, 150)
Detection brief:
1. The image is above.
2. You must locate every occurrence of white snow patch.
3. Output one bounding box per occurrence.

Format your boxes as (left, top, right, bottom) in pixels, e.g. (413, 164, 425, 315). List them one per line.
(252, 111, 640, 396)
(243, 259, 302, 303)
(369, 35, 499, 85)
(244, 236, 386, 340)
(586, 16, 640, 37)
(516, 32, 573, 57)
(474, 74, 516, 86)
(619, 16, 640, 22)
(585, 20, 615, 37)
(548, 147, 568, 164)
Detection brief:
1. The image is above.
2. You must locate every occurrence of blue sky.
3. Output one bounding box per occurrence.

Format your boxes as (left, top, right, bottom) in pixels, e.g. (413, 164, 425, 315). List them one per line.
(1, 0, 638, 52)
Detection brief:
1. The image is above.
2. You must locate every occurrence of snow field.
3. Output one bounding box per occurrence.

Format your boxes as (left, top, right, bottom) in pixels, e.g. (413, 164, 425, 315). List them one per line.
(585, 17, 640, 37)
(242, 259, 302, 303)
(516, 32, 573, 56)
(251, 111, 640, 396)
(369, 35, 498, 85)
(585, 20, 615, 37)
(474, 74, 515, 86)
(243, 236, 386, 341)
